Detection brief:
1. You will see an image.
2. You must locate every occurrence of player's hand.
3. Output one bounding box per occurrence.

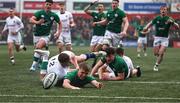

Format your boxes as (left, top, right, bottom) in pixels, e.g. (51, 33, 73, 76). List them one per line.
(70, 23, 75, 28)
(97, 82, 103, 89)
(90, 0, 98, 6)
(92, 22, 97, 27)
(11, 32, 17, 35)
(37, 19, 45, 24)
(119, 31, 127, 39)
(53, 32, 59, 39)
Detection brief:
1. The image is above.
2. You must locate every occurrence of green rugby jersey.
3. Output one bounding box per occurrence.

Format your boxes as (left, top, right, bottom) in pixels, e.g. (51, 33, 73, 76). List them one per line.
(152, 16, 175, 37)
(106, 8, 126, 33)
(101, 55, 129, 78)
(91, 12, 106, 36)
(64, 70, 95, 87)
(33, 10, 60, 36)
(136, 25, 146, 37)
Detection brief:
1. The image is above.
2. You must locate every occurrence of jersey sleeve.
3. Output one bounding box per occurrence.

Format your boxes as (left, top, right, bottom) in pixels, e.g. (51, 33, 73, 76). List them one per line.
(34, 11, 41, 19)
(86, 76, 96, 83)
(54, 13, 60, 23)
(64, 70, 77, 81)
(68, 12, 74, 21)
(152, 17, 158, 25)
(119, 10, 126, 18)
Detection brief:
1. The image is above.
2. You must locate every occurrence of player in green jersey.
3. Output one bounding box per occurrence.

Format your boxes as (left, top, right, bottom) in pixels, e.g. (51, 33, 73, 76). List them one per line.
(143, 6, 179, 71)
(93, 0, 129, 48)
(84, 2, 106, 52)
(84, 2, 106, 68)
(134, 21, 150, 58)
(63, 62, 103, 89)
(29, 0, 62, 71)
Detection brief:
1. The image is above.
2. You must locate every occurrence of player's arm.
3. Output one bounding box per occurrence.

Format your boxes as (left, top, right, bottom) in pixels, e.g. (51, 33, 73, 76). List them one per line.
(69, 13, 76, 28)
(2, 22, 8, 34)
(84, 1, 97, 15)
(143, 21, 153, 32)
(90, 60, 104, 76)
(173, 22, 179, 29)
(105, 72, 125, 81)
(15, 18, 24, 33)
(98, 64, 107, 80)
(29, 16, 44, 25)
(54, 21, 62, 39)
(120, 17, 129, 37)
(141, 28, 150, 34)
(63, 79, 81, 90)
(93, 19, 108, 26)
(70, 56, 79, 69)
(91, 80, 103, 89)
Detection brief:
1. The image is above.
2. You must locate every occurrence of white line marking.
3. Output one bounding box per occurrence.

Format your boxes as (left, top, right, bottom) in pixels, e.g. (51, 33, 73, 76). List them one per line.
(0, 95, 180, 100)
(107, 81, 180, 84)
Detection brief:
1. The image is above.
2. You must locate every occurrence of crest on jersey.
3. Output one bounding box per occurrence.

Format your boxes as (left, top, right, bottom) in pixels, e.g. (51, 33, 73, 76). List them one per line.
(157, 21, 160, 24)
(41, 15, 45, 18)
(50, 16, 54, 20)
(95, 16, 98, 19)
(115, 14, 118, 17)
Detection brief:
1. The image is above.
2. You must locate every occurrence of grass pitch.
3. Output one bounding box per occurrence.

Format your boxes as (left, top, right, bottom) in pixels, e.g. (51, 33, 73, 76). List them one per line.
(0, 45, 180, 102)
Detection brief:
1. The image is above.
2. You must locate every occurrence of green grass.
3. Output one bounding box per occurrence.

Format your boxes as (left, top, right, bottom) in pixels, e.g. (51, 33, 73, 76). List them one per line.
(0, 45, 180, 102)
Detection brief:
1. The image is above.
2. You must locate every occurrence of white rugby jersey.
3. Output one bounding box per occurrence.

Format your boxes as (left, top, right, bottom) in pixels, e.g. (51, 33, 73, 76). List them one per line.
(3, 16, 24, 35)
(56, 11, 74, 32)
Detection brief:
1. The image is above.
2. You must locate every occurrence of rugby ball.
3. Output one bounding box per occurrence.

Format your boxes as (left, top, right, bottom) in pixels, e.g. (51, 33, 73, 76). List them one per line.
(43, 72, 58, 89)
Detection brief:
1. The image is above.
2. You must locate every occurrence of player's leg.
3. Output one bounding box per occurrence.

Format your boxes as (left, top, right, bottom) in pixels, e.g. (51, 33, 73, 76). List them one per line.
(137, 38, 142, 58)
(15, 33, 26, 52)
(8, 42, 15, 65)
(56, 33, 64, 53)
(64, 32, 72, 51)
(143, 43, 147, 56)
(7, 36, 15, 65)
(30, 37, 47, 71)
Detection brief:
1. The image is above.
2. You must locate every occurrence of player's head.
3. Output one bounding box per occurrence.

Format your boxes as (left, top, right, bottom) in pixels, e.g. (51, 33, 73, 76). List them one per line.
(105, 47, 115, 64)
(45, 0, 53, 11)
(9, 8, 15, 17)
(116, 47, 124, 56)
(58, 2, 65, 13)
(97, 3, 104, 12)
(78, 62, 90, 80)
(58, 53, 70, 67)
(112, 0, 119, 9)
(160, 6, 168, 16)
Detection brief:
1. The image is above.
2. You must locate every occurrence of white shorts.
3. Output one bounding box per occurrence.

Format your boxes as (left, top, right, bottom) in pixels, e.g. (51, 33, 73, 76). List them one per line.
(90, 35, 104, 46)
(57, 31, 71, 45)
(103, 30, 122, 46)
(7, 33, 22, 45)
(153, 36, 169, 47)
(47, 55, 68, 80)
(33, 35, 50, 45)
(137, 37, 147, 44)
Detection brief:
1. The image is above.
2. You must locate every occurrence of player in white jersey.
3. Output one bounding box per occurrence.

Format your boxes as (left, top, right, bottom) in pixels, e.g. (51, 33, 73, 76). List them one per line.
(34, 49, 103, 81)
(56, 2, 75, 52)
(1, 8, 26, 65)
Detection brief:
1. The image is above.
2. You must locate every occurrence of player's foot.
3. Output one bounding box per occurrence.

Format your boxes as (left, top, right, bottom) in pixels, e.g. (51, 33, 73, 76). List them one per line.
(136, 66, 141, 77)
(29, 65, 36, 72)
(10, 59, 15, 65)
(153, 65, 158, 71)
(144, 53, 147, 57)
(23, 46, 27, 51)
(34, 49, 50, 56)
(137, 54, 141, 58)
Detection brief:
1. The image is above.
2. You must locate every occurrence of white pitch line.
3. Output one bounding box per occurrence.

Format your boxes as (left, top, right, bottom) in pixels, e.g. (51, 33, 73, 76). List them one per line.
(0, 95, 180, 100)
(107, 81, 180, 84)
